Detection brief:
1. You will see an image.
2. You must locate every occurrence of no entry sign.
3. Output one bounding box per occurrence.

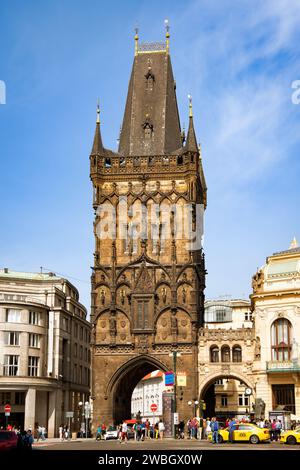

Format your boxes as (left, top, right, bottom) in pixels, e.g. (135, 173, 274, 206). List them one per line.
(4, 404, 11, 413)
(150, 403, 158, 412)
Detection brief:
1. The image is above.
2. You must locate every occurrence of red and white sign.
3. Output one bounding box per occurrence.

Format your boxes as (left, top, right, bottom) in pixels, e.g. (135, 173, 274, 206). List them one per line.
(4, 404, 11, 413)
(150, 403, 158, 413)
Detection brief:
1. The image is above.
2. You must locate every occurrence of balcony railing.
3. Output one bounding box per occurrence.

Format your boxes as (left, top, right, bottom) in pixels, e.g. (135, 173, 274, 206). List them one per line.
(267, 360, 300, 372)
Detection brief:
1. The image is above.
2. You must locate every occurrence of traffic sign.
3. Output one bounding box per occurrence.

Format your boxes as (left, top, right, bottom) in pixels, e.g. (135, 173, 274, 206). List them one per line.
(173, 413, 179, 425)
(165, 371, 175, 386)
(150, 403, 158, 412)
(4, 404, 11, 413)
(5, 412, 10, 417)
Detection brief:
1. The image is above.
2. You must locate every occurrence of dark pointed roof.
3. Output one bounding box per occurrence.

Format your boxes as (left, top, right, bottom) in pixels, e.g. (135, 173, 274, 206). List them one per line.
(118, 47, 182, 156)
(91, 106, 104, 155)
(185, 100, 198, 152)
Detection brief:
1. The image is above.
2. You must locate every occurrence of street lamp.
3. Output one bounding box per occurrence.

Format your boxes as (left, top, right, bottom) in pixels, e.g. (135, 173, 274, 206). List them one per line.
(169, 351, 181, 438)
(78, 401, 91, 439)
(188, 400, 199, 417)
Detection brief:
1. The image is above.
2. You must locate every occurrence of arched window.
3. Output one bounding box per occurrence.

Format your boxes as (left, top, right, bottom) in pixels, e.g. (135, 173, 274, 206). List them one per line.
(271, 319, 292, 361)
(210, 345, 219, 363)
(221, 345, 230, 362)
(232, 345, 242, 362)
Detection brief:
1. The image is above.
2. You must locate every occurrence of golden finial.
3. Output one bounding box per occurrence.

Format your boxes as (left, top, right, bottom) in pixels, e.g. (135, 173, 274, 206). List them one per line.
(134, 26, 139, 56)
(289, 236, 299, 249)
(96, 99, 100, 124)
(188, 94, 193, 118)
(164, 19, 170, 54)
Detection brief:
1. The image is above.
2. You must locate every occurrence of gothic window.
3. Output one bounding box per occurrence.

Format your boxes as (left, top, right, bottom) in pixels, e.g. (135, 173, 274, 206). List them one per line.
(137, 301, 149, 329)
(145, 67, 155, 91)
(210, 346, 219, 363)
(271, 319, 292, 361)
(105, 158, 111, 168)
(221, 345, 230, 362)
(177, 155, 183, 165)
(232, 345, 242, 363)
(143, 123, 153, 140)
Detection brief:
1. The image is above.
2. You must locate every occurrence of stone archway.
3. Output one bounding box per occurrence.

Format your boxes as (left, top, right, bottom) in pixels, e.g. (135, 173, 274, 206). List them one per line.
(102, 355, 169, 426)
(199, 371, 256, 419)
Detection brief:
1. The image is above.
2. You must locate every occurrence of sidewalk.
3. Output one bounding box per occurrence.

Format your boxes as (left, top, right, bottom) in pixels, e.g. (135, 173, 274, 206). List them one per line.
(33, 438, 96, 447)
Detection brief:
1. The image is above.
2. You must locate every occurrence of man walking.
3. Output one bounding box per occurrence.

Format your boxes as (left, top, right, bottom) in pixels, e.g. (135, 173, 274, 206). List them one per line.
(211, 417, 219, 444)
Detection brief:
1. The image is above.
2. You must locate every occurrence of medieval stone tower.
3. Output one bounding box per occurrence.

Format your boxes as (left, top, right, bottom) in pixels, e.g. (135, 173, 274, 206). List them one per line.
(90, 28, 207, 431)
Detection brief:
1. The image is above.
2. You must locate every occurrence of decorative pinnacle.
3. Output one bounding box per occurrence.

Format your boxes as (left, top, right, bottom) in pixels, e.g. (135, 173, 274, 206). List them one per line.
(96, 100, 100, 124)
(198, 142, 202, 157)
(188, 94, 193, 118)
(164, 19, 170, 54)
(290, 236, 299, 249)
(134, 26, 139, 56)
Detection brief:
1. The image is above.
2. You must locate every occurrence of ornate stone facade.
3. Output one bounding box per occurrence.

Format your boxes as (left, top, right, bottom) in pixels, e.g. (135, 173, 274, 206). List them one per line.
(90, 33, 206, 428)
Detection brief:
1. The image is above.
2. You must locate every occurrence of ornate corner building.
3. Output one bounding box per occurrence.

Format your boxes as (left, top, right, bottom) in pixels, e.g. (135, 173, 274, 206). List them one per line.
(251, 239, 300, 418)
(89, 30, 206, 429)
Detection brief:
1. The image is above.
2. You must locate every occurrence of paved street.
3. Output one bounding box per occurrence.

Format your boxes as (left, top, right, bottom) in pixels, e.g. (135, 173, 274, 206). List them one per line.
(33, 438, 299, 451)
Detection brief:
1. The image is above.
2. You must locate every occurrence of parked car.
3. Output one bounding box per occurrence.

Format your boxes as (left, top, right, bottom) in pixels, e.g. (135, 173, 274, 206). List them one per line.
(0, 431, 18, 451)
(208, 423, 270, 444)
(104, 426, 119, 440)
(280, 427, 300, 445)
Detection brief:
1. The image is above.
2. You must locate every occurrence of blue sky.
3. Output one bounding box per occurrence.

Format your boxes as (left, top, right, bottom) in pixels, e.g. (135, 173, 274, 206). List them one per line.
(0, 0, 300, 311)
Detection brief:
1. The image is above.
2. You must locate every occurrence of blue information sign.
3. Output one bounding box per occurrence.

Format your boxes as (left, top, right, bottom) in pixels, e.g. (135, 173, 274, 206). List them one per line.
(165, 371, 175, 386)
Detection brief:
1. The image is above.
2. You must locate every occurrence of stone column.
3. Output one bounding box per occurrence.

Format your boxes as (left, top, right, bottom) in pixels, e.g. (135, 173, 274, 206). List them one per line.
(48, 389, 63, 437)
(24, 388, 36, 431)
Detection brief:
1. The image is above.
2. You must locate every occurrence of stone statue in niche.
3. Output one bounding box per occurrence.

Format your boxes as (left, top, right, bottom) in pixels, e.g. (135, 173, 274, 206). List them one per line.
(120, 289, 125, 305)
(100, 289, 105, 305)
(109, 315, 117, 338)
(255, 336, 261, 360)
(162, 287, 167, 304)
(182, 287, 187, 304)
(171, 313, 178, 337)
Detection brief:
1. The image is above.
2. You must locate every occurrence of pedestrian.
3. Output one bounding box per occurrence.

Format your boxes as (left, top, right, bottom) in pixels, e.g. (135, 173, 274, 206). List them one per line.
(228, 417, 236, 443)
(178, 420, 185, 439)
(145, 419, 150, 439)
(59, 424, 63, 441)
(154, 422, 159, 439)
(96, 424, 102, 440)
(41, 425, 46, 440)
(121, 421, 128, 443)
(158, 419, 165, 440)
(24, 429, 34, 450)
(206, 418, 211, 439)
(211, 417, 219, 444)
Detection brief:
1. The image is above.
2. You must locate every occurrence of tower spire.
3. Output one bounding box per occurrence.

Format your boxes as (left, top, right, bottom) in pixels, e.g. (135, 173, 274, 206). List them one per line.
(185, 95, 198, 152)
(91, 101, 104, 155)
(134, 27, 139, 56)
(165, 19, 170, 54)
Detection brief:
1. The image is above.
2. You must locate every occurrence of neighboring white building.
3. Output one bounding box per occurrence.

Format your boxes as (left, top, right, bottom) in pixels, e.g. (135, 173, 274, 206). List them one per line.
(199, 299, 255, 419)
(251, 239, 300, 420)
(0, 269, 91, 436)
(131, 370, 169, 422)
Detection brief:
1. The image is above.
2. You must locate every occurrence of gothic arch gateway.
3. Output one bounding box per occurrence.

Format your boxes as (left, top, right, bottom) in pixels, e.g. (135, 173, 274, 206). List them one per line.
(105, 355, 169, 424)
(90, 33, 206, 430)
(199, 371, 256, 419)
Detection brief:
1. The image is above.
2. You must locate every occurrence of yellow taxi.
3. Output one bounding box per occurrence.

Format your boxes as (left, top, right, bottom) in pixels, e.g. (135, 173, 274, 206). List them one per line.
(280, 427, 300, 445)
(208, 422, 270, 444)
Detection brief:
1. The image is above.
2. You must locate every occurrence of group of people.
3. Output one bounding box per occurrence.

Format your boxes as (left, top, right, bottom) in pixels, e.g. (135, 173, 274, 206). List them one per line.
(58, 424, 71, 441)
(95, 419, 166, 442)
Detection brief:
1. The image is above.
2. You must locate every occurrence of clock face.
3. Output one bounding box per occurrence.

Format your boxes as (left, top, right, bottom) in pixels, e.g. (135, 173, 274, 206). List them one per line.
(245, 387, 252, 396)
